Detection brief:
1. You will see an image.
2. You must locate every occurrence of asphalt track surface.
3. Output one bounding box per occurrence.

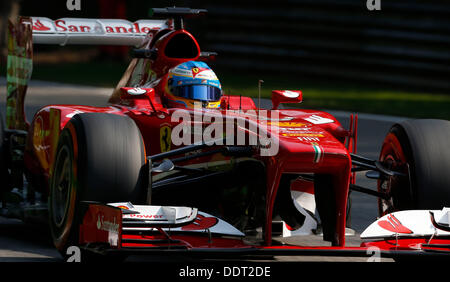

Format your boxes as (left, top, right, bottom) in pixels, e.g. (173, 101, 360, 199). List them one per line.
(0, 78, 406, 262)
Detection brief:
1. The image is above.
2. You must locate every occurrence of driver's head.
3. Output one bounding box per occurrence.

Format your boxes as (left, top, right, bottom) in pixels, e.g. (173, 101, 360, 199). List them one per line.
(165, 61, 222, 109)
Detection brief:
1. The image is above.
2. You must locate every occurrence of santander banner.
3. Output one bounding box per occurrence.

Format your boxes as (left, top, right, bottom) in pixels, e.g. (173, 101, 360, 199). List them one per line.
(31, 17, 169, 35)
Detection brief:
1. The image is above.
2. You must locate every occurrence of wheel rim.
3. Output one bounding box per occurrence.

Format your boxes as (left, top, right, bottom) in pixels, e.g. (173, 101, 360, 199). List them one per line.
(378, 132, 410, 216)
(51, 146, 73, 228)
(378, 156, 397, 216)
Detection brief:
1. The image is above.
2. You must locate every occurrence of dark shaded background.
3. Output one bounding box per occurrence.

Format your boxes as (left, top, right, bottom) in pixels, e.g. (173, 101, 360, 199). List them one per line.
(197, 0, 450, 94)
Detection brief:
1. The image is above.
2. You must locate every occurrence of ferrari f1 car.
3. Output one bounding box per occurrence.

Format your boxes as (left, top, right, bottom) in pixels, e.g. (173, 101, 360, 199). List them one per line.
(1, 7, 450, 261)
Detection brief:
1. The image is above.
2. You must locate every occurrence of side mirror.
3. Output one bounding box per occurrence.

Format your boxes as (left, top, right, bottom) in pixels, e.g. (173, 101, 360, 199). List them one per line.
(120, 87, 153, 98)
(271, 90, 302, 110)
(198, 51, 218, 62)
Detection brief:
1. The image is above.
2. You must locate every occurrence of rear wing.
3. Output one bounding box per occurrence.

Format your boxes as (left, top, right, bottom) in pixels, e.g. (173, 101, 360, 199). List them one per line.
(6, 16, 170, 130)
(31, 17, 170, 46)
(6, 7, 206, 130)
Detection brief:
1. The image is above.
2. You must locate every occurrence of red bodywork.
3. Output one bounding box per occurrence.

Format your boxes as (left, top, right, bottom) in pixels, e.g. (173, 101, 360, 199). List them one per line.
(25, 104, 353, 246)
(23, 27, 354, 249)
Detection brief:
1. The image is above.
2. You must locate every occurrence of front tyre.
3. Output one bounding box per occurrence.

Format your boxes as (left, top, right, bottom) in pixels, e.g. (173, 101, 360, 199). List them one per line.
(49, 129, 78, 251)
(378, 119, 450, 216)
(49, 113, 147, 254)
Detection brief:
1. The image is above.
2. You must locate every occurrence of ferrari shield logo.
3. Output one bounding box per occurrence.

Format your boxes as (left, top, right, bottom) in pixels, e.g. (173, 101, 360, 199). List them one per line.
(160, 126, 172, 153)
(191, 67, 208, 78)
(191, 67, 200, 78)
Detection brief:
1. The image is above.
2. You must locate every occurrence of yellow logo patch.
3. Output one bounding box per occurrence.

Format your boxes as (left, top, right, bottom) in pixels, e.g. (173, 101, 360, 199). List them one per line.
(267, 122, 308, 127)
(160, 126, 172, 153)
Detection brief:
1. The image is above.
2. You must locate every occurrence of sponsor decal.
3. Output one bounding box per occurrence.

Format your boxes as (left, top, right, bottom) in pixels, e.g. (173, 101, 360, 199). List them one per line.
(110, 202, 134, 210)
(279, 127, 313, 133)
(193, 69, 216, 79)
(31, 18, 164, 35)
(33, 20, 51, 31)
(81, 206, 122, 248)
(268, 122, 308, 127)
(240, 114, 294, 122)
(32, 118, 46, 168)
(310, 142, 323, 163)
(304, 114, 334, 125)
(96, 214, 120, 247)
(206, 101, 221, 109)
(32, 116, 52, 170)
(191, 67, 203, 77)
(160, 125, 172, 153)
(377, 214, 413, 234)
(282, 133, 324, 137)
(127, 213, 165, 219)
(181, 214, 218, 231)
(96, 215, 120, 234)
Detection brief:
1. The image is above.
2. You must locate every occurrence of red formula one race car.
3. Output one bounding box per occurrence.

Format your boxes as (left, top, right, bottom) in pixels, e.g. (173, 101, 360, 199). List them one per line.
(1, 7, 450, 261)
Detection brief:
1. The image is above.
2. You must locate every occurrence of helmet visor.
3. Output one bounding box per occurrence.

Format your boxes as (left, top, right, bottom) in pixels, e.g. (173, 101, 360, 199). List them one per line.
(173, 85, 222, 101)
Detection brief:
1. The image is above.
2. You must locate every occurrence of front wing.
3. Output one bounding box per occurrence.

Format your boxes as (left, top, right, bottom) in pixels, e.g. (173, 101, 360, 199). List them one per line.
(77, 202, 450, 260)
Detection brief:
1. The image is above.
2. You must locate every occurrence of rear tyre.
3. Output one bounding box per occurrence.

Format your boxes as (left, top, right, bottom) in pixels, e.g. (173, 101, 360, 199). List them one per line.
(49, 113, 147, 257)
(378, 119, 450, 215)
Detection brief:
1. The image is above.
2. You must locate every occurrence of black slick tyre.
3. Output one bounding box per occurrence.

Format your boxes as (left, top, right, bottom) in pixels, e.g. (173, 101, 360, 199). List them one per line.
(378, 119, 450, 215)
(48, 113, 147, 255)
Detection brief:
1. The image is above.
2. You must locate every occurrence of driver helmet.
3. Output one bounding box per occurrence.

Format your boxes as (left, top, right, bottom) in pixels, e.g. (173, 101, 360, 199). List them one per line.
(165, 61, 222, 109)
